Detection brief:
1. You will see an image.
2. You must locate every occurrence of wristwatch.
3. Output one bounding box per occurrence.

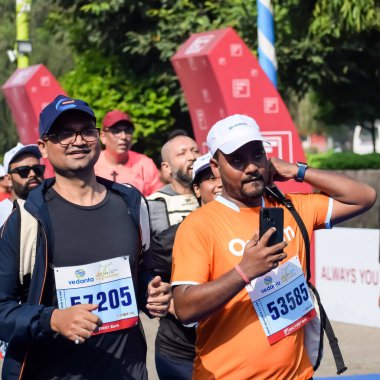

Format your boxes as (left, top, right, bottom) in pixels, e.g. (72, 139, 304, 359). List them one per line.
(295, 162, 308, 182)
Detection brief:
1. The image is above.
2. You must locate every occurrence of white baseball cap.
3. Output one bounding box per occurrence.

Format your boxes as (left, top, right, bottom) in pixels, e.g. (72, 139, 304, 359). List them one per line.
(3, 143, 42, 173)
(192, 152, 212, 181)
(0, 164, 5, 177)
(207, 114, 269, 156)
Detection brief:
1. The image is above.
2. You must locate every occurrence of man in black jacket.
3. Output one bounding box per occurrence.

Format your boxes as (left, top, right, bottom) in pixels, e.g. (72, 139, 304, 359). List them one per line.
(0, 95, 171, 380)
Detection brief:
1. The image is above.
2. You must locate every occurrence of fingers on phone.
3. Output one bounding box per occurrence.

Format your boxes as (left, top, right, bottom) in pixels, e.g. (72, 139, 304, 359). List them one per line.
(259, 227, 276, 244)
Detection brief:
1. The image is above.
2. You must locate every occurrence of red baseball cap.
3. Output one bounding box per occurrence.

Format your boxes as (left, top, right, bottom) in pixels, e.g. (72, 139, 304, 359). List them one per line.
(102, 110, 134, 129)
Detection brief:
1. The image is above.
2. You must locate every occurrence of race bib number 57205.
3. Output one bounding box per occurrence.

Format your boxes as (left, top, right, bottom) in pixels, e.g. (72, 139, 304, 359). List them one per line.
(54, 256, 138, 335)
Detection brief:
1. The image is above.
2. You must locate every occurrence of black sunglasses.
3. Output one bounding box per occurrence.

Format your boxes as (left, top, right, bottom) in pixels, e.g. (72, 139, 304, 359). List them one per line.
(9, 164, 45, 179)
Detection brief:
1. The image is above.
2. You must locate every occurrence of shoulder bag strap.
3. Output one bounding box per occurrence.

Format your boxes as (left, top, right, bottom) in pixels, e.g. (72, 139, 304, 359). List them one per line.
(265, 184, 347, 374)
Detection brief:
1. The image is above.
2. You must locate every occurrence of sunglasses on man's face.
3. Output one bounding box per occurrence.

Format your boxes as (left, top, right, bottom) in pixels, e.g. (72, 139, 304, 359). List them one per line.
(9, 164, 45, 179)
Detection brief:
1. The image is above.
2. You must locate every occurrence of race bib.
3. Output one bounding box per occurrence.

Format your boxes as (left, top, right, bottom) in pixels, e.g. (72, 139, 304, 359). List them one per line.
(247, 256, 316, 344)
(54, 256, 138, 335)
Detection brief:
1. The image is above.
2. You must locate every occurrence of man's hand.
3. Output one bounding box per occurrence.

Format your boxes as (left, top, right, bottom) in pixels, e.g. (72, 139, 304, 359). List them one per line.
(268, 157, 298, 183)
(146, 276, 172, 318)
(239, 228, 288, 281)
(50, 304, 103, 344)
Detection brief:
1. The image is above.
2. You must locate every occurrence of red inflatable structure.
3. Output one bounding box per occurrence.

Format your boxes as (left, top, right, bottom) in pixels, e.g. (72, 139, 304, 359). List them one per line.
(2, 64, 67, 145)
(2, 64, 66, 177)
(171, 27, 310, 193)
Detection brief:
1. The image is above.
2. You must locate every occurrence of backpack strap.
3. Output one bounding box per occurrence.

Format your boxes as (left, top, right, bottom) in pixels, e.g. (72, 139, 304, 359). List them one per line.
(15, 199, 39, 285)
(265, 184, 347, 374)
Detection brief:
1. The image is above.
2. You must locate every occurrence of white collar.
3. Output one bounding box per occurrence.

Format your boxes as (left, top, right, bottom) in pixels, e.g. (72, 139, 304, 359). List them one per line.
(215, 194, 265, 212)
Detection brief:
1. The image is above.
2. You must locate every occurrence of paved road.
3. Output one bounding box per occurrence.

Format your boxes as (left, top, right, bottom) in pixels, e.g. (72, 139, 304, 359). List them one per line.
(1, 315, 379, 378)
(140, 313, 380, 379)
(314, 321, 380, 377)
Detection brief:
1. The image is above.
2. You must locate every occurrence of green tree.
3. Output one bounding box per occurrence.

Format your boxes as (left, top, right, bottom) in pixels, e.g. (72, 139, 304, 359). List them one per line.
(2, 0, 379, 156)
(49, 1, 379, 148)
(0, 0, 18, 155)
(0, 0, 74, 156)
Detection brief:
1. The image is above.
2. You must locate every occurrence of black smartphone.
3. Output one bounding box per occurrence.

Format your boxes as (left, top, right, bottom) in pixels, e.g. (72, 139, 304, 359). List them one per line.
(259, 207, 284, 246)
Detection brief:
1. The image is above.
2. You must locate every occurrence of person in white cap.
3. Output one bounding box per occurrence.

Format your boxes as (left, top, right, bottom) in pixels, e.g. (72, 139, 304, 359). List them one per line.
(0, 164, 11, 202)
(0, 143, 44, 226)
(191, 152, 222, 205)
(171, 114, 376, 380)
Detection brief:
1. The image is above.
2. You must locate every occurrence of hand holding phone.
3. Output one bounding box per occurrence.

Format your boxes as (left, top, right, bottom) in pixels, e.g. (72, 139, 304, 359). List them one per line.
(238, 208, 287, 280)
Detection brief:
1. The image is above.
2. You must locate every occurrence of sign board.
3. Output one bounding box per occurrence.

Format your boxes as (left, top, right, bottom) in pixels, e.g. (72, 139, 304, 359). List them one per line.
(315, 228, 380, 328)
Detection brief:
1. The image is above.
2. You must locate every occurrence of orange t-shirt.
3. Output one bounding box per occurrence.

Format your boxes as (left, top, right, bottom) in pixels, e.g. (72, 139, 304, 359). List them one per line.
(95, 150, 162, 196)
(172, 193, 332, 380)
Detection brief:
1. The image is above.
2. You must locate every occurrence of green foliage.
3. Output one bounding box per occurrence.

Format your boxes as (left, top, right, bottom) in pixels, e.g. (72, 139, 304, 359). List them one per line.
(307, 152, 380, 170)
(29, 0, 75, 78)
(0, 0, 74, 154)
(1, 0, 379, 157)
(60, 51, 175, 155)
(0, 0, 19, 153)
(310, 0, 379, 37)
(49, 0, 379, 147)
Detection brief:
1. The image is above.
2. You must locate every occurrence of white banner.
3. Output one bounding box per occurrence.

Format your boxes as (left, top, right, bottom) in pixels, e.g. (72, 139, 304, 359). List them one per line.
(315, 227, 380, 328)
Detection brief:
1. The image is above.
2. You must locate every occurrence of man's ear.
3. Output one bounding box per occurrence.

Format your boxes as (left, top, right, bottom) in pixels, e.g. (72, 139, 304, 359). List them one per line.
(210, 158, 220, 178)
(161, 161, 172, 177)
(37, 139, 48, 159)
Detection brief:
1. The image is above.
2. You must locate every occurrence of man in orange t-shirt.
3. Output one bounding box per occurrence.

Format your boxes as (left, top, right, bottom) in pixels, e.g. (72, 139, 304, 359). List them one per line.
(172, 114, 376, 379)
(95, 110, 162, 196)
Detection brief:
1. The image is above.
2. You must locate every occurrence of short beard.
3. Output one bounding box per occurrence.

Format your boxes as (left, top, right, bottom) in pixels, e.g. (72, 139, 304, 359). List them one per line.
(226, 179, 266, 206)
(174, 168, 193, 188)
(13, 178, 42, 200)
(241, 182, 266, 199)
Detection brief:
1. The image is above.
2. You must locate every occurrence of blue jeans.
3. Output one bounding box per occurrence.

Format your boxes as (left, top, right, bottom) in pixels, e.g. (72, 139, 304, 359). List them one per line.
(155, 351, 193, 380)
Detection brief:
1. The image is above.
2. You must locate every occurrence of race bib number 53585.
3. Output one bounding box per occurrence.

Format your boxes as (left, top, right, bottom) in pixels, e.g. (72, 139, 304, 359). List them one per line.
(54, 256, 138, 335)
(247, 256, 316, 344)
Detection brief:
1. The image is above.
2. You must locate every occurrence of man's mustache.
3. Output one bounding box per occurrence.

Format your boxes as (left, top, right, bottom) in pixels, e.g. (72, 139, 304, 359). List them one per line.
(241, 174, 264, 184)
(26, 177, 42, 187)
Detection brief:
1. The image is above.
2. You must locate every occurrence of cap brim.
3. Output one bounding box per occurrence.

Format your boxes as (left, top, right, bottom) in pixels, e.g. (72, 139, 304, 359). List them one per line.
(219, 135, 269, 154)
(43, 109, 96, 137)
(12, 145, 42, 162)
(192, 162, 211, 181)
(103, 119, 134, 129)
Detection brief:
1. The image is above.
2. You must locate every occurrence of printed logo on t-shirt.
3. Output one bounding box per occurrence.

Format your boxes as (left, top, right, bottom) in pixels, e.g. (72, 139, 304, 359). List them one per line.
(228, 225, 295, 256)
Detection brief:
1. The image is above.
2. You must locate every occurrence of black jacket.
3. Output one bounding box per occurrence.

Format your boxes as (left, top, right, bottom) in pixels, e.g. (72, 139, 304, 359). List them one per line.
(0, 177, 152, 380)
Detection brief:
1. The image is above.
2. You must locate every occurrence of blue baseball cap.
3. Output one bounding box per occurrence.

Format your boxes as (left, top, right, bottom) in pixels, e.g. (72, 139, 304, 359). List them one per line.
(39, 95, 96, 137)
